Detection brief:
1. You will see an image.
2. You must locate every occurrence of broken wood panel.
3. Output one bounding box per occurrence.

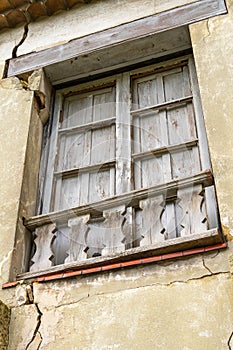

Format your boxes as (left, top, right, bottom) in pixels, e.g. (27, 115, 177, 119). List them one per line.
(30, 223, 57, 272)
(8, 0, 226, 78)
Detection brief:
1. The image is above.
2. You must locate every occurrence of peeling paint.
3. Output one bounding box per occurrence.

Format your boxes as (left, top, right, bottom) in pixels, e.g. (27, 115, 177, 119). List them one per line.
(0, 250, 13, 280)
(223, 225, 233, 241)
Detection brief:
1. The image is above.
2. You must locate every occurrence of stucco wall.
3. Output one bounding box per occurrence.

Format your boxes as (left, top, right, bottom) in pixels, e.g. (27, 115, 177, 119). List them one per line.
(190, 0, 233, 236)
(0, 0, 233, 349)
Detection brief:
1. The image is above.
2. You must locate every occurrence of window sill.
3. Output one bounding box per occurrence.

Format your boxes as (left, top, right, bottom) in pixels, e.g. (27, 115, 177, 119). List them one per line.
(13, 228, 225, 282)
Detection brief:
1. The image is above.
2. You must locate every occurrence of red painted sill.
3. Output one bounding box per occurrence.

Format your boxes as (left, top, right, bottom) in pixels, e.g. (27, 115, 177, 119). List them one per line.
(2, 242, 227, 289)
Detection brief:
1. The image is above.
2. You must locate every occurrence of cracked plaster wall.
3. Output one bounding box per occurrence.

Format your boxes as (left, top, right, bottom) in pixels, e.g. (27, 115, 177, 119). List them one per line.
(6, 248, 233, 349)
(189, 0, 233, 237)
(0, 0, 233, 349)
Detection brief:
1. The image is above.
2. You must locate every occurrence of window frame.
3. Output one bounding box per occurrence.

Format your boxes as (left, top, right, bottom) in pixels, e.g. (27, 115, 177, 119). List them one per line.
(18, 54, 224, 280)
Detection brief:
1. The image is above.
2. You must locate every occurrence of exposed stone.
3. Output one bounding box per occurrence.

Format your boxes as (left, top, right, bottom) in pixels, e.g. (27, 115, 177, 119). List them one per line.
(15, 284, 28, 306)
(0, 300, 10, 350)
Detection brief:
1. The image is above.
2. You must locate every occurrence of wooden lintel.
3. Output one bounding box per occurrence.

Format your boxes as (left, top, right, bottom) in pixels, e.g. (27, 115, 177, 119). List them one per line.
(7, 0, 226, 78)
(24, 169, 213, 231)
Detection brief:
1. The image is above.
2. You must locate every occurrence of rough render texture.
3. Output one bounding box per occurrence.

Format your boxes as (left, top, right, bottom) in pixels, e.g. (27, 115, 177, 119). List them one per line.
(0, 300, 10, 350)
(0, 77, 33, 285)
(7, 247, 233, 349)
(189, 0, 233, 236)
(0, 0, 233, 349)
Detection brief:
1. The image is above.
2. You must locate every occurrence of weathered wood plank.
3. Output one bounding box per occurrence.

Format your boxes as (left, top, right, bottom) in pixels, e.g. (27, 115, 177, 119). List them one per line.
(65, 215, 90, 263)
(24, 170, 214, 230)
(7, 0, 226, 78)
(115, 73, 131, 194)
(139, 196, 164, 245)
(30, 223, 57, 272)
(178, 185, 207, 236)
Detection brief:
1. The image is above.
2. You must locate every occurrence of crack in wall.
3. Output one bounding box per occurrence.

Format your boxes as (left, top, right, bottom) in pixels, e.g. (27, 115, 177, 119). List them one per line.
(12, 24, 29, 59)
(228, 332, 233, 350)
(25, 285, 43, 350)
(53, 271, 230, 310)
(202, 256, 213, 275)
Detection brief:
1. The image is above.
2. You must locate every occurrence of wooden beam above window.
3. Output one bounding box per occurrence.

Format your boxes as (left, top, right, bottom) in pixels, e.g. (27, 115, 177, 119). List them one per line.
(7, 0, 226, 83)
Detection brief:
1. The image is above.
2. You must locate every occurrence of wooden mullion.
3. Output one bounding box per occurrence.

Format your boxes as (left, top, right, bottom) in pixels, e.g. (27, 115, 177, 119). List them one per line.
(131, 95, 193, 116)
(132, 139, 198, 161)
(115, 72, 131, 194)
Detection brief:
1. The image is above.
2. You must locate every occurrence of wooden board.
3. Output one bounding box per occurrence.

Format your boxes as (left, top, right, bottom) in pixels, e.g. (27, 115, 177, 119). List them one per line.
(7, 0, 226, 82)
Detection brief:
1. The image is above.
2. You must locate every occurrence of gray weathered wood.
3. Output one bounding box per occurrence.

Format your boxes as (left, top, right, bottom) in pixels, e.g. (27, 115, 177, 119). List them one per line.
(65, 215, 90, 263)
(8, 0, 226, 80)
(18, 228, 222, 280)
(178, 185, 207, 236)
(30, 223, 57, 272)
(25, 170, 214, 230)
(116, 73, 131, 194)
(139, 196, 164, 245)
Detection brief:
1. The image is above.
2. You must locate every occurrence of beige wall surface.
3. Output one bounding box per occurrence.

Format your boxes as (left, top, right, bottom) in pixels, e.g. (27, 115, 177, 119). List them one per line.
(6, 247, 233, 350)
(0, 78, 33, 286)
(0, 0, 233, 349)
(0, 0, 198, 63)
(190, 0, 233, 236)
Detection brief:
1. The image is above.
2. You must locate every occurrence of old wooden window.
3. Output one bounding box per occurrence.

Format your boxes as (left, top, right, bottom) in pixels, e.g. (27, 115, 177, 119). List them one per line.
(26, 55, 221, 274)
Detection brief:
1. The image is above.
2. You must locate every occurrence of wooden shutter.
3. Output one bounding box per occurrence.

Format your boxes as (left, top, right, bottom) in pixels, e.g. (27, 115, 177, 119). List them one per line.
(42, 83, 116, 213)
(131, 58, 214, 241)
(30, 56, 219, 272)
